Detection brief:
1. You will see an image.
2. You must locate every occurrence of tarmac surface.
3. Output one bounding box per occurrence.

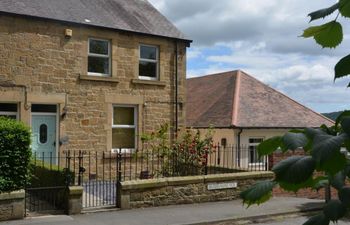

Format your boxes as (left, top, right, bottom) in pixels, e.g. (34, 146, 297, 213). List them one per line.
(1, 197, 326, 225)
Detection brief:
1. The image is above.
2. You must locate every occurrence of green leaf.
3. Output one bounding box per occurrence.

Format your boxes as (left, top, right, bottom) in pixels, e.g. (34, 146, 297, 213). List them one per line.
(272, 156, 315, 184)
(302, 21, 343, 48)
(240, 180, 276, 207)
(339, 187, 350, 207)
(319, 149, 347, 175)
(305, 128, 326, 139)
(282, 132, 308, 151)
(279, 177, 315, 192)
(257, 136, 282, 156)
(303, 214, 330, 225)
(339, 0, 350, 18)
(312, 178, 329, 191)
(335, 55, 350, 80)
(329, 171, 345, 190)
(312, 133, 348, 174)
(308, 3, 339, 22)
(323, 200, 347, 222)
(335, 110, 350, 129)
(341, 117, 350, 135)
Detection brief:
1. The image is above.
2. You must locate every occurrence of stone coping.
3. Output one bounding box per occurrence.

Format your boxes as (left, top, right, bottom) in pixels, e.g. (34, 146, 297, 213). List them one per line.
(121, 171, 274, 191)
(131, 79, 166, 86)
(69, 186, 84, 196)
(0, 190, 25, 201)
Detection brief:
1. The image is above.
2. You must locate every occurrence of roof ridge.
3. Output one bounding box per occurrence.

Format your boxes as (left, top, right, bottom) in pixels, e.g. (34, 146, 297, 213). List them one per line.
(239, 70, 335, 124)
(231, 70, 241, 126)
(187, 70, 238, 80)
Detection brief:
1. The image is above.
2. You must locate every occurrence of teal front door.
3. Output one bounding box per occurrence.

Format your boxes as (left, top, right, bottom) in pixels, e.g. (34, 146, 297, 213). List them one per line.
(31, 115, 57, 159)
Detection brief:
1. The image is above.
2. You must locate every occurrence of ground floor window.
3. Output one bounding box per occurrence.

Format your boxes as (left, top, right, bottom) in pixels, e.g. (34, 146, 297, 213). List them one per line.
(112, 106, 137, 152)
(0, 103, 18, 119)
(248, 137, 264, 164)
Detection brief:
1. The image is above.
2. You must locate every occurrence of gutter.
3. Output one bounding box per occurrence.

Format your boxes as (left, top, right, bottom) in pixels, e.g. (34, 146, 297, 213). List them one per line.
(237, 128, 243, 167)
(174, 41, 179, 138)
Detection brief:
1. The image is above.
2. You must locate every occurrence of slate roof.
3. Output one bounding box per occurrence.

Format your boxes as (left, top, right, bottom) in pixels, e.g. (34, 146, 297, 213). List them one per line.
(0, 0, 190, 42)
(186, 70, 334, 128)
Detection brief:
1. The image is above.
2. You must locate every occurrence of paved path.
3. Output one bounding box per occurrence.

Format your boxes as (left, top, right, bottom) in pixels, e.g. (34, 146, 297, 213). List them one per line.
(1, 197, 324, 225)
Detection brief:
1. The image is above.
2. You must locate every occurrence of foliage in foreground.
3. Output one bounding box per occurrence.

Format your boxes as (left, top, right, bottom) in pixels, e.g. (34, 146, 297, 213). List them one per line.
(242, 2, 350, 224)
(0, 117, 31, 193)
(240, 112, 350, 225)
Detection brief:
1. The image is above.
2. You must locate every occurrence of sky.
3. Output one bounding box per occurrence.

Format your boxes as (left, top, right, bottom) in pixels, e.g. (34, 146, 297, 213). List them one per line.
(148, 0, 350, 113)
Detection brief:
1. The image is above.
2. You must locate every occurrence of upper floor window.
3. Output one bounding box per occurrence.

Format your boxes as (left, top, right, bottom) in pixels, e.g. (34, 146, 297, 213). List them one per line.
(0, 103, 18, 120)
(88, 38, 111, 76)
(139, 45, 159, 80)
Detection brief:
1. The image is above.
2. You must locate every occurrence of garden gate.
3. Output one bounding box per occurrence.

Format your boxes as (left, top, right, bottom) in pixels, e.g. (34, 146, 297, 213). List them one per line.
(25, 150, 121, 215)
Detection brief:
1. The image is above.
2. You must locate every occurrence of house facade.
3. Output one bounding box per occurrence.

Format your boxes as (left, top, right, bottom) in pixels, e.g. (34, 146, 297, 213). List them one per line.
(0, 0, 191, 158)
(187, 70, 334, 169)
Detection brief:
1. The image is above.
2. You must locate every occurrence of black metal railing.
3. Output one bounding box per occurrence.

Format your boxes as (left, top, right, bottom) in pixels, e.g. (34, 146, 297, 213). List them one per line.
(26, 146, 268, 212)
(118, 144, 269, 181)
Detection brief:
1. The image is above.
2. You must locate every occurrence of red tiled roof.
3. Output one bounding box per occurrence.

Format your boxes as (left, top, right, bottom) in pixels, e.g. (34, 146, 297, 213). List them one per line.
(186, 70, 334, 128)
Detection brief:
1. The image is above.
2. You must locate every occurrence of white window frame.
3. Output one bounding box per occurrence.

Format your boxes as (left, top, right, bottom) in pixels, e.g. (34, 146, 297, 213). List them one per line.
(0, 103, 18, 120)
(88, 38, 111, 77)
(112, 105, 137, 153)
(248, 137, 265, 166)
(139, 44, 159, 80)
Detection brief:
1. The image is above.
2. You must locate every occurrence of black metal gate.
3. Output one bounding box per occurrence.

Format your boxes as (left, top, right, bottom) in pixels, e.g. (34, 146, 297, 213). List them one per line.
(76, 151, 120, 209)
(25, 150, 121, 215)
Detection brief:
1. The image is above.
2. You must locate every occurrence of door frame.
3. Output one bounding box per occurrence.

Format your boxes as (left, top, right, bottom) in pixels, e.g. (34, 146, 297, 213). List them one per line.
(30, 110, 59, 160)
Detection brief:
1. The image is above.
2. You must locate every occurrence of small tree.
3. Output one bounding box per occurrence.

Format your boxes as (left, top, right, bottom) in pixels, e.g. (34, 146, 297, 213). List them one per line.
(241, 2, 350, 224)
(0, 117, 31, 193)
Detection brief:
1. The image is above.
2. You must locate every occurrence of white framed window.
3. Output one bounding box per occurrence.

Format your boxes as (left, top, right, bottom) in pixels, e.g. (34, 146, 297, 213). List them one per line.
(112, 106, 137, 153)
(139, 44, 159, 80)
(88, 38, 111, 76)
(0, 103, 18, 120)
(248, 138, 264, 164)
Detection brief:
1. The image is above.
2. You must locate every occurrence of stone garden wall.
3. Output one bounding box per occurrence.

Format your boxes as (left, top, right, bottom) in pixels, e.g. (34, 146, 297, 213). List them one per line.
(118, 171, 274, 209)
(0, 190, 25, 221)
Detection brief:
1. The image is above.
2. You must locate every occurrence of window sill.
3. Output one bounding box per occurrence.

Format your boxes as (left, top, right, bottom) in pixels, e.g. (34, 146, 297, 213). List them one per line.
(131, 79, 166, 86)
(80, 75, 119, 83)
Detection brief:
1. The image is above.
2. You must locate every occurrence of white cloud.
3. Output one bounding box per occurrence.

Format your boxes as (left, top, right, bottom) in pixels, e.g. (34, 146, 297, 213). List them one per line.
(148, 0, 350, 112)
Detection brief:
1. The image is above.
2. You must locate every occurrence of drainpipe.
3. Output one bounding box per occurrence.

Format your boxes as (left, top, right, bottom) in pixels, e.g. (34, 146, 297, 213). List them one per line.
(237, 128, 243, 167)
(174, 41, 179, 139)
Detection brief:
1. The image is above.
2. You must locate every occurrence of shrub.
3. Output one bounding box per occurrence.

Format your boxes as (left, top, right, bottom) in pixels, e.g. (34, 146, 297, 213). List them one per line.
(0, 117, 31, 193)
(29, 161, 74, 188)
(141, 124, 214, 177)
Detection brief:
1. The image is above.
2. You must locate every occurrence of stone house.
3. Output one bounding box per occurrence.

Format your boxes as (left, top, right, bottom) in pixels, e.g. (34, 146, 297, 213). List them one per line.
(186, 70, 333, 169)
(0, 0, 191, 158)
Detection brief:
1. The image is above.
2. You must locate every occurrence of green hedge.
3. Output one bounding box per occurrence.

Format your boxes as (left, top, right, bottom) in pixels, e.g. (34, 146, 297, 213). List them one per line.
(30, 161, 74, 188)
(0, 117, 31, 193)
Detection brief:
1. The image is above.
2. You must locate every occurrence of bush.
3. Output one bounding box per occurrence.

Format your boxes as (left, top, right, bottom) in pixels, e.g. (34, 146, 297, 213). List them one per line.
(29, 161, 74, 188)
(0, 117, 31, 193)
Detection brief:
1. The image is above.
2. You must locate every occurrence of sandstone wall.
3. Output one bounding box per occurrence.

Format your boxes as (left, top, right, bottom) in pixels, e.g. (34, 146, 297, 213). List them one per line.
(0, 14, 187, 153)
(118, 172, 274, 209)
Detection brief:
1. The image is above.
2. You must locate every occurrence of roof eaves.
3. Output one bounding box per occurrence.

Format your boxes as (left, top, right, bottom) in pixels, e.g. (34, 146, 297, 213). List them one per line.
(0, 11, 193, 44)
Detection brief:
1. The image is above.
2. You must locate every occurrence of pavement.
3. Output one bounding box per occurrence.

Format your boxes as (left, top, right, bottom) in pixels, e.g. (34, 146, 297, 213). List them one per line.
(1, 197, 325, 225)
